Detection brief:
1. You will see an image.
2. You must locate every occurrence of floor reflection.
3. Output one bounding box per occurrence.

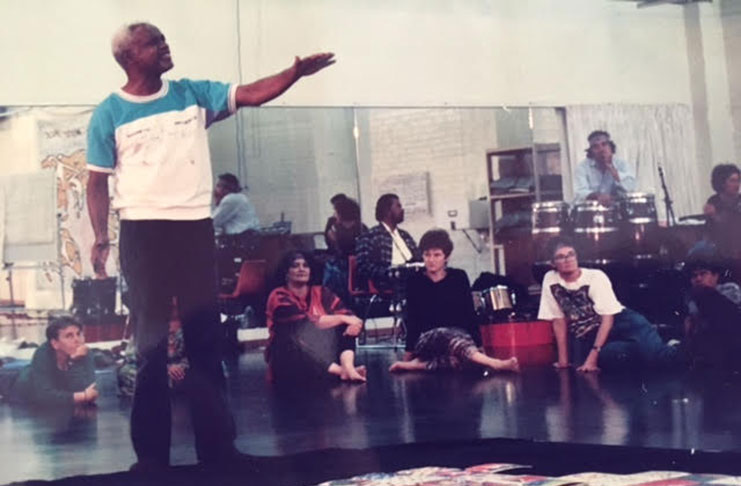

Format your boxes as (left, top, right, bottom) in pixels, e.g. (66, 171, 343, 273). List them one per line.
(2, 349, 741, 483)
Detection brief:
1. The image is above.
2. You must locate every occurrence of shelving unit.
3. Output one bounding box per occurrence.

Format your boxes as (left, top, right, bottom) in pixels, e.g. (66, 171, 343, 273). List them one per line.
(486, 143, 562, 286)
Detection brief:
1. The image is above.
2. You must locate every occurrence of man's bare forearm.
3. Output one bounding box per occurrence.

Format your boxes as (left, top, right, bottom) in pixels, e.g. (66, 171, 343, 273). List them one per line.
(592, 314, 614, 351)
(235, 52, 335, 107)
(87, 172, 110, 243)
(553, 318, 569, 364)
(235, 65, 298, 107)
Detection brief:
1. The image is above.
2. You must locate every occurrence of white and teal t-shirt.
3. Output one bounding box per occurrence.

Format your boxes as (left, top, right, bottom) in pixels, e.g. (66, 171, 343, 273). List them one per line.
(86, 79, 237, 220)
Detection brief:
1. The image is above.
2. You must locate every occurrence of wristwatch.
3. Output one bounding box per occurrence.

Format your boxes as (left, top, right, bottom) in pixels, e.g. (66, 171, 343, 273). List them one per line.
(592, 345, 602, 353)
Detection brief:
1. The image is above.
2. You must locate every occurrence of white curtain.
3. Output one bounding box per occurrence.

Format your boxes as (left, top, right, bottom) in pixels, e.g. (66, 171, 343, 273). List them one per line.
(564, 104, 702, 223)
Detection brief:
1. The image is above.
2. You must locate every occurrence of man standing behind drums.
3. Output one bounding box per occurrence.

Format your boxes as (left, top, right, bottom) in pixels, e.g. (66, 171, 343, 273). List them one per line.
(574, 130, 636, 206)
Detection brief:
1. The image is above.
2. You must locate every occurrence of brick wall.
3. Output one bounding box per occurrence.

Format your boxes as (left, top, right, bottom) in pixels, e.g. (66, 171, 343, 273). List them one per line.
(357, 107, 513, 282)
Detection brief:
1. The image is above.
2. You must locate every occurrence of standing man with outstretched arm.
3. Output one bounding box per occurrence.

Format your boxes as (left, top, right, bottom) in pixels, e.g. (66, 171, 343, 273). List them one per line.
(86, 22, 334, 472)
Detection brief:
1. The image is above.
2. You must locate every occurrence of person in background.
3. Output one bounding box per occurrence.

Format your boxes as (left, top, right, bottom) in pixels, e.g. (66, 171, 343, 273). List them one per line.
(323, 196, 367, 303)
(683, 258, 741, 369)
(13, 316, 97, 407)
(118, 299, 189, 397)
(573, 130, 636, 205)
(538, 237, 682, 372)
(86, 21, 334, 470)
(212, 172, 260, 236)
(389, 229, 519, 374)
(266, 251, 366, 384)
(355, 193, 420, 290)
(324, 193, 348, 252)
(703, 164, 741, 264)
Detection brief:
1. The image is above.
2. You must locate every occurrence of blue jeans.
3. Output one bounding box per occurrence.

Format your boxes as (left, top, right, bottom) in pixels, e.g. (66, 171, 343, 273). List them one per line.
(571, 308, 682, 370)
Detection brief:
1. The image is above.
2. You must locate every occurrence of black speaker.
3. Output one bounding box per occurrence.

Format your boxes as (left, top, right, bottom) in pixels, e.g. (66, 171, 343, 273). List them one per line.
(71, 277, 117, 323)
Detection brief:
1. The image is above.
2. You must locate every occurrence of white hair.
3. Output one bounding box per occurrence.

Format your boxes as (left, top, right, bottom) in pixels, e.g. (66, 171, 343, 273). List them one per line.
(110, 22, 153, 68)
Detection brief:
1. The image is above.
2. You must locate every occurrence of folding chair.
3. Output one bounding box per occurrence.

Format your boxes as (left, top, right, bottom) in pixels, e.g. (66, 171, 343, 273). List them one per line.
(348, 255, 404, 348)
(218, 259, 267, 350)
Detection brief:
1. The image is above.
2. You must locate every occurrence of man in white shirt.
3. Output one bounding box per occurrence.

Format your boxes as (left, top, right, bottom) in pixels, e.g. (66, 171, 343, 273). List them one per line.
(212, 173, 260, 235)
(537, 237, 682, 372)
(356, 193, 420, 290)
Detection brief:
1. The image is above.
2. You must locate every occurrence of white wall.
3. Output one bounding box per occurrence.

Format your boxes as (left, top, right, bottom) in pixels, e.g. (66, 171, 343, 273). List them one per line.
(356, 107, 516, 280)
(0, 0, 694, 106)
(2, 0, 735, 167)
(1, 0, 739, 305)
(234, 108, 358, 233)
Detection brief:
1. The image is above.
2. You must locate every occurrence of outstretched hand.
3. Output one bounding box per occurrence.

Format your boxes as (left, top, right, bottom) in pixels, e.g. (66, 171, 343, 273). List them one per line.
(294, 53, 335, 78)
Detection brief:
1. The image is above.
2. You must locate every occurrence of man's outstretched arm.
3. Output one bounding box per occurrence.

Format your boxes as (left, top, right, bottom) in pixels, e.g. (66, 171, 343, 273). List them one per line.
(236, 53, 335, 107)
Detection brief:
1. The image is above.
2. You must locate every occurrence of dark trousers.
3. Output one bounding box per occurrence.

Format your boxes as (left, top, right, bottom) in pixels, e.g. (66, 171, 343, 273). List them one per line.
(120, 219, 236, 466)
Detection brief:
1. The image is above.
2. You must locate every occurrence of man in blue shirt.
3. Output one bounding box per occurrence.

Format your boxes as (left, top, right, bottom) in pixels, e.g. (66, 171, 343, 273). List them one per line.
(212, 173, 260, 235)
(573, 130, 636, 205)
(86, 22, 334, 472)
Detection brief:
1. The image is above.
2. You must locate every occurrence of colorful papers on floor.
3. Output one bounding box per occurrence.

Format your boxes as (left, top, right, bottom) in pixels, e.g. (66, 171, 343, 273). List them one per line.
(316, 464, 741, 486)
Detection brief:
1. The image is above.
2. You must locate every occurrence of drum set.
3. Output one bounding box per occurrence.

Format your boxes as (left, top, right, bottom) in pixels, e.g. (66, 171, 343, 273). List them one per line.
(532, 192, 661, 268)
(472, 285, 516, 322)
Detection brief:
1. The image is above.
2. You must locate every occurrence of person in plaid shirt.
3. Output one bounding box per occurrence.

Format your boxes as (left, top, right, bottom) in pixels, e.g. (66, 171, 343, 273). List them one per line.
(355, 193, 421, 290)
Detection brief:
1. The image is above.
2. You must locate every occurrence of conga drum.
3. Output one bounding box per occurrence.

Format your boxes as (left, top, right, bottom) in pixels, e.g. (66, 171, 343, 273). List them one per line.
(619, 192, 660, 260)
(532, 201, 570, 263)
(572, 201, 621, 264)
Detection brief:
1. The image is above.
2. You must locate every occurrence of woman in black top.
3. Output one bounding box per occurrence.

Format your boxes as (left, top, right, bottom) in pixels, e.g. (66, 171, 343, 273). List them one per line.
(389, 229, 519, 373)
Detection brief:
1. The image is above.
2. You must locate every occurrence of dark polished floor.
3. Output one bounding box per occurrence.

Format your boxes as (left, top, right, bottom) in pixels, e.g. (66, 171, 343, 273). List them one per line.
(3, 348, 741, 484)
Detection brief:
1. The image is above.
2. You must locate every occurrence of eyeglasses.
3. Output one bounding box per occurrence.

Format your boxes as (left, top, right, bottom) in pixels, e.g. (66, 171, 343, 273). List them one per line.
(553, 251, 576, 262)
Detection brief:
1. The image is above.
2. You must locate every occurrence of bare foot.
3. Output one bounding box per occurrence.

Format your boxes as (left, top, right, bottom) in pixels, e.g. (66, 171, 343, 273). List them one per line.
(356, 365, 367, 378)
(491, 357, 520, 373)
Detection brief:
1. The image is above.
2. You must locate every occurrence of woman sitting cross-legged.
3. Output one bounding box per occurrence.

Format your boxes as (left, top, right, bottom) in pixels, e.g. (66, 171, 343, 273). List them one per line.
(265, 251, 367, 384)
(389, 229, 519, 374)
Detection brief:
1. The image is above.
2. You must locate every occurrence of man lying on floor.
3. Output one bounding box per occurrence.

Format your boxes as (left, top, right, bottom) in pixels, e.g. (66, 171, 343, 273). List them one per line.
(538, 237, 684, 372)
(11, 316, 98, 406)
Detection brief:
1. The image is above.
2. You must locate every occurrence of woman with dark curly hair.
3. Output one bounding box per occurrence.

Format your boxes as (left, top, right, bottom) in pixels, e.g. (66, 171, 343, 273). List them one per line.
(323, 196, 367, 303)
(266, 251, 366, 384)
(389, 229, 519, 373)
(703, 164, 741, 261)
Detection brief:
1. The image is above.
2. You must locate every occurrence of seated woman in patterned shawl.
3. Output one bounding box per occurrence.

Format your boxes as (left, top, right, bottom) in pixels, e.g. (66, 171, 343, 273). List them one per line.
(389, 229, 519, 374)
(266, 251, 366, 384)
